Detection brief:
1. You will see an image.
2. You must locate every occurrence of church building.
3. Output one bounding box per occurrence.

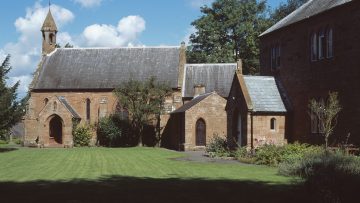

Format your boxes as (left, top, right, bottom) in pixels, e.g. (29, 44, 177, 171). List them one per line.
(24, 9, 238, 149)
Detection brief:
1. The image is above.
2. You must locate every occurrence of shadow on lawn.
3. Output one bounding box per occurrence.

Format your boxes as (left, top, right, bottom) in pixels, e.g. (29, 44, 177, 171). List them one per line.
(0, 176, 308, 203)
(0, 147, 18, 153)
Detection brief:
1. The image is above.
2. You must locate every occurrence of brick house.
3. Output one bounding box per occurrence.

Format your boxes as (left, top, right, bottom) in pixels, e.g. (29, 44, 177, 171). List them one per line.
(162, 63, 236, 150)
(164, 92, 227, 151)
(259, 0, 360, 145)
(24, 9, 236, 148)
(226, 62, 287, 149)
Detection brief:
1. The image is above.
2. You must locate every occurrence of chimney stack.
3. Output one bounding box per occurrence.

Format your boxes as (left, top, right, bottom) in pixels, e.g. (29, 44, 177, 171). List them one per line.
(194, 84, 205, 97)
(177, 41, 187, 88)
(236, 59, 243, 74)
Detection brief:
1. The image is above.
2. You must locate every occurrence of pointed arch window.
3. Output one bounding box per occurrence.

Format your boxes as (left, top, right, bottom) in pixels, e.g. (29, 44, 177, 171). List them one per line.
(49, 33, 55, 45)
(86, 99, 91, 122)
(53, 101, 57, 111)
(115, 102, 129, 120)
(44, 98, 49, 106)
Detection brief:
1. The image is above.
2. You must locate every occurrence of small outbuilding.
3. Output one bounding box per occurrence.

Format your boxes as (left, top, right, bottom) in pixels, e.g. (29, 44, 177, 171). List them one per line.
(226, 65, 288, 149)
(164, 92, 227, 151)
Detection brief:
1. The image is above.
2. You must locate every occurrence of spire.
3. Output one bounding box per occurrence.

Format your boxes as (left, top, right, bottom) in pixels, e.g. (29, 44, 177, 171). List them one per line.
(41, 8, 57, 32)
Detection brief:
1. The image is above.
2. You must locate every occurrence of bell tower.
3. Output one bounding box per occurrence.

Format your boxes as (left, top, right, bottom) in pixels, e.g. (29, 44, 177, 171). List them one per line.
(41, 6, 58, 55)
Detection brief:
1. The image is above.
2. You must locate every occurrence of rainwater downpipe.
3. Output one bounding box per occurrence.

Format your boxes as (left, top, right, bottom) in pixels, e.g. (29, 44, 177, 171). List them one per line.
(250, 110, 254, 154)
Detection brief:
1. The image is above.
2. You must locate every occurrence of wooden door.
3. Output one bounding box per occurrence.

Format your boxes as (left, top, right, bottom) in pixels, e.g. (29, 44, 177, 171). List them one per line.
(196, 119, 206, 146)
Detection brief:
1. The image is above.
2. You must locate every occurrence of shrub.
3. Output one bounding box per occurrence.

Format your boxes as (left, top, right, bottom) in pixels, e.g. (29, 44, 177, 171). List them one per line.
(97, 114, 130, 147)
(234, 142, 323, 166)
(281, 142, 323, 163)
(279, 151, 360, 202)
(232, 146, 255, 164)
(205, 134, 230, 158)
(12, 138, 22, 145)
(73, 125, 92, 147)
(254, 144, 283, 166)
(0, 139, 9, 145)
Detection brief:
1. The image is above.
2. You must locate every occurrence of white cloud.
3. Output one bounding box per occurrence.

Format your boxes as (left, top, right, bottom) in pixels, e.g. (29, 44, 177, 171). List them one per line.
(189, 0, 214, 8)
(6, 75, 33, 98)
(73, 0, 103, 8)
(57, 32, 76, 47)
(1, 2, 146, 98)
(81, 15, 146, 47)
(1, 2, 74, 97)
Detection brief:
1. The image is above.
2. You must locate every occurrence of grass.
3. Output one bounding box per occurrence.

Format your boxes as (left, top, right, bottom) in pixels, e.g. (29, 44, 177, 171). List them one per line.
(0, 147, 306, 202)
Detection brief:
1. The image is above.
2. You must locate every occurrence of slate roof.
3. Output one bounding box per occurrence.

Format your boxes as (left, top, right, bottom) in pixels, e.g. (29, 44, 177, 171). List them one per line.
(243, 76, 286, 113)
(172, 92, 213, 113)
(57, 96, 81, 119)
(260, 0, 352, 36)
(33, 47, 181, 90)
(41, 10, 57, 31)
(183, 64, 237, 98)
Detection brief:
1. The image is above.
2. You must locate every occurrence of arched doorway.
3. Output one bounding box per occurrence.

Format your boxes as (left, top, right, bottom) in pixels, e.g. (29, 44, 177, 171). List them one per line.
(196, 118, 206, 146)
(49, 115, 63, 144)
(233, 111, 242, 146)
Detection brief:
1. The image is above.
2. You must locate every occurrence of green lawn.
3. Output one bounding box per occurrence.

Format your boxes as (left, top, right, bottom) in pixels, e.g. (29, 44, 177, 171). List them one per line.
(0, 147, 306, 202)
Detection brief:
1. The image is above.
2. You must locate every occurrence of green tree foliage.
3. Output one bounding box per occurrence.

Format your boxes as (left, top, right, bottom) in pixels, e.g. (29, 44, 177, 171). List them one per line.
(0, 55, 26, 139)
(309, 92, 342, 149)
(97, 114, 130, 147)
(187, 0, 271, 74)
(114, 77, 172, 146)
(270, 0, 309, 23)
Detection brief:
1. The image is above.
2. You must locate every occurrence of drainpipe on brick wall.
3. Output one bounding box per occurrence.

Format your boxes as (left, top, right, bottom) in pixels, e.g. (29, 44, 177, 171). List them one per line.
(250, 110, 254, 154)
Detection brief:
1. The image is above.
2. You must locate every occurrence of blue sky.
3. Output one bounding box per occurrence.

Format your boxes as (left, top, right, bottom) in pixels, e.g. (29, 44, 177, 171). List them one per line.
(0, 0, 284, 97)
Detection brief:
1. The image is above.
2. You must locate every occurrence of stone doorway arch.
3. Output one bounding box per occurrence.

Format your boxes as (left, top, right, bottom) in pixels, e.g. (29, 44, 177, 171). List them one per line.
(49, 115, 63, 144)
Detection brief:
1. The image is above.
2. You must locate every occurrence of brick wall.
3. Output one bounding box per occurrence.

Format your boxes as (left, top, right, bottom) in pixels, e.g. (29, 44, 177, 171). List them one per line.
(260, 2, 360, 145)
(183, 93, 227, 150)
(24, 89, 182, 147)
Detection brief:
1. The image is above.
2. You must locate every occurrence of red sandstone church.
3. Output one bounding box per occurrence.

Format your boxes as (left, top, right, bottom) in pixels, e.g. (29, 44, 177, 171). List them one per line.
(24, 0, 359, 149)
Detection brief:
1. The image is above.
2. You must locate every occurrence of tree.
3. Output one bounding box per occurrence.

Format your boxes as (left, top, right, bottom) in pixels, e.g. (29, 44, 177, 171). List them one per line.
(55, 43, 74, 48)
(114, 77, 172, 146)
(309, 92, 342, 149)
(270, 0, 309, 23)
(187, 0, 271, 74)
(0, 55, 26, 140)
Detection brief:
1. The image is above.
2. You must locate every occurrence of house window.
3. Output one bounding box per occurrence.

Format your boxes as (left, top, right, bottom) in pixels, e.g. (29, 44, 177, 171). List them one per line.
(86, 98, 91, 122)
(327, 28, 333, 58)
(120, 108, 129, 120)
(270, 45, 280, 70)
(310, 112, 324, 134)
(318, 29, 326, 60)
(44, 98, 49, 106)
(53, 101, 57, 111)
(310, 103, 325, 134)
(311, 33, 317, 61)
(115, 102, 129, 120)
(270, 118, 276, 130)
